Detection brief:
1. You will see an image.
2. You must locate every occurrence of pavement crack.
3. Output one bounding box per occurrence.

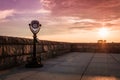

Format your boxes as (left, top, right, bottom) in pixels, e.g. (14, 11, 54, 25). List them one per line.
(80, 53, 95, 80)
(109, 54, 120, 64)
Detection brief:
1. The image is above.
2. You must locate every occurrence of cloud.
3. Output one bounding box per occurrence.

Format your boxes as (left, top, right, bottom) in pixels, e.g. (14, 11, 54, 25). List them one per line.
(39, 0, 120, 32)
(0, 9, 15, 23)
(0, 9, 15, 20)
(36, 8, 51, 14)
(96, 0, 120, 8)
(0, 0, 41, 10)
(69, 21, 102, 31)
(41, 0, 120, 21)
(0, 8, 52, 23)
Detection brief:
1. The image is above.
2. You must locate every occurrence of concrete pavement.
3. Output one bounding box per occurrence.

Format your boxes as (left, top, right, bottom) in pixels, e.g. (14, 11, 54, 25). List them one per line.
(0, 52, 120, 80)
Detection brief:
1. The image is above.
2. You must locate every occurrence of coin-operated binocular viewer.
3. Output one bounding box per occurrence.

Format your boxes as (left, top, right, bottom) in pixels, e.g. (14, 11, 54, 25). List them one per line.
(26, 20, 43, 68)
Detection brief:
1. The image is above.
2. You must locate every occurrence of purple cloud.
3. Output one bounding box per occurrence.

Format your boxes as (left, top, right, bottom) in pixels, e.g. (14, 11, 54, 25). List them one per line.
(0, 0, 41, 10)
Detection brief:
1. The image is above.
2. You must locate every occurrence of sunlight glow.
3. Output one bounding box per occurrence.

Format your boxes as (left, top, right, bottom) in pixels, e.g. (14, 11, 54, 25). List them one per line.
(83, 76, 118, 80)
(98, 27, 109, 38)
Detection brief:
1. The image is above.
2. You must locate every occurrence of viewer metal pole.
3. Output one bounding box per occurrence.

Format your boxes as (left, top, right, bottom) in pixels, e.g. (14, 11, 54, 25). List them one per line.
(25, 20, 43, 68)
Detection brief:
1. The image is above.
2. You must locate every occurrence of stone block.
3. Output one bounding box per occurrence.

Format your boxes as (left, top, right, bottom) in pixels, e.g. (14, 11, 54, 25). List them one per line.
(23, 45, 33, 54)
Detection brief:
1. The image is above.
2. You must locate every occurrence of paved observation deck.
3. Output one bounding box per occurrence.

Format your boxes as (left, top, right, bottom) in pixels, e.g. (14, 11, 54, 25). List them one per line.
(0, 52, 120, 80)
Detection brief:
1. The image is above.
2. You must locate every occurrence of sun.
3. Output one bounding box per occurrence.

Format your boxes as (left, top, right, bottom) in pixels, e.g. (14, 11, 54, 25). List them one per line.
(98, 27, 109, 38)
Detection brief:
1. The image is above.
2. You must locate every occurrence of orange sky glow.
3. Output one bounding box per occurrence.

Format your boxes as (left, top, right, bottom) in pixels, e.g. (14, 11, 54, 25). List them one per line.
(0, 0, 120, 43)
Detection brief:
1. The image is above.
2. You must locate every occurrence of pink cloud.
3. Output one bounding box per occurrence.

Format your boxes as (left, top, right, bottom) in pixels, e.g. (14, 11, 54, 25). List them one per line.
(0, 9, 15, 20)
(41, 0, 120, 20)
(40, 0, 120, 31)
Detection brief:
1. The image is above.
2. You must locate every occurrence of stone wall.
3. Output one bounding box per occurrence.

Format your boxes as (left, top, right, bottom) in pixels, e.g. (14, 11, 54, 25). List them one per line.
(71, 43, 120, 53)
(0, 36, 71, 70)
(0, 36, 120, 70)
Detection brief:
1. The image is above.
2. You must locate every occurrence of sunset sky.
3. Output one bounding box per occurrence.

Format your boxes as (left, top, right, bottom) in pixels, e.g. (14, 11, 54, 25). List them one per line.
(0, 0, 120, 43)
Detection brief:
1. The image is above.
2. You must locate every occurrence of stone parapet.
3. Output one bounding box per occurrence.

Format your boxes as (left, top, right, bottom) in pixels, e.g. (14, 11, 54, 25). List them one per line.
(71, 43, 120, 53)
(0, 36, 71, 70)
(0, 36, 120, 70)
